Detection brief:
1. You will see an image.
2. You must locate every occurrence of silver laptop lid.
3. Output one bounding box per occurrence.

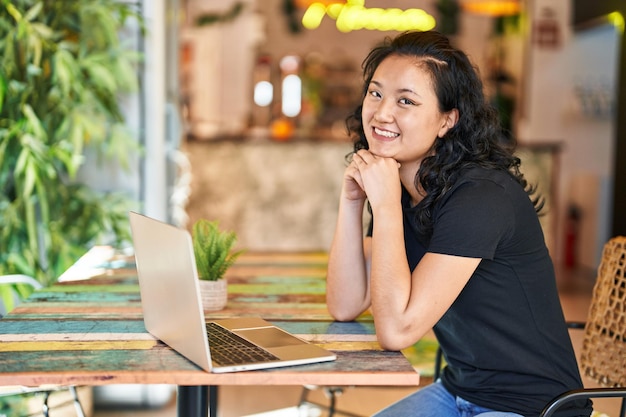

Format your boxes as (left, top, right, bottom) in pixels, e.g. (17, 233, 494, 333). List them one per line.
(129, 211, 212, 371)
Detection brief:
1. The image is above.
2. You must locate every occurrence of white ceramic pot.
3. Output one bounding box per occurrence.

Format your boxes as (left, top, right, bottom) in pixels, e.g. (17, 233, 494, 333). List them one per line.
(198, 279, 228, 311)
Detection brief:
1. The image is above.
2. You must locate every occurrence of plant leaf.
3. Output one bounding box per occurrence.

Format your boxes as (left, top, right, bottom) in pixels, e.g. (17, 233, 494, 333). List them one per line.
(5, 4, 23, 23)
(23, 2, 42, 23)
(0, 72, 6, 113)
(192, 219, 243, 281)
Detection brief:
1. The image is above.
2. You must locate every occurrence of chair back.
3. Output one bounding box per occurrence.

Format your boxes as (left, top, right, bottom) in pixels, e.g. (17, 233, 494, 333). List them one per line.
(0, 274, 43, 317)
(580, 236, 626, 387)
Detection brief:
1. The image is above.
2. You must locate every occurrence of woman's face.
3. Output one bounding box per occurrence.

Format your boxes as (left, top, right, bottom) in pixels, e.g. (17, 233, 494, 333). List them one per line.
(361, 54, 456, 168)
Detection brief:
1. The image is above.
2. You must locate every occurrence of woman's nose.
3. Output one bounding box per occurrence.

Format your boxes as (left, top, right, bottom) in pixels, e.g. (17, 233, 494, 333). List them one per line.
(373, 100, 394, 122)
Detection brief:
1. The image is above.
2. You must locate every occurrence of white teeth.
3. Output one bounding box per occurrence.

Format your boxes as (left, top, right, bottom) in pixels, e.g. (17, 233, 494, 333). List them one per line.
(374, 127, 399, 138)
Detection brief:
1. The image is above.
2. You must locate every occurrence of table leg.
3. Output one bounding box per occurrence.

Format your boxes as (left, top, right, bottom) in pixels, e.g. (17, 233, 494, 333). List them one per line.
(178, 385, 217, 417)
(209, 386, 218, 416)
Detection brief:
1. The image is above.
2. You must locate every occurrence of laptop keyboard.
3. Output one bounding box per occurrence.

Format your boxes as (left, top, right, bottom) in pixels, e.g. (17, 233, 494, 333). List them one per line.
(206, 322, 279, 366)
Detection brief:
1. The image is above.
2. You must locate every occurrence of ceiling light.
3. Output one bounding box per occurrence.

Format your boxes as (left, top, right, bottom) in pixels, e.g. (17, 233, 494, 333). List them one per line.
(302, 1, 436, 32)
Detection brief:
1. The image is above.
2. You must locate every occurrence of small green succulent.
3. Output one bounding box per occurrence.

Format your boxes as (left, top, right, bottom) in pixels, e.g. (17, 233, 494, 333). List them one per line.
(192, 220, 243, 281)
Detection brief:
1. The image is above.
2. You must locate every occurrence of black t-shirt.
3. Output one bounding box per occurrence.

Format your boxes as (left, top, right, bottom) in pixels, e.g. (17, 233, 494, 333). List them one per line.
(386, 167, 591, 417)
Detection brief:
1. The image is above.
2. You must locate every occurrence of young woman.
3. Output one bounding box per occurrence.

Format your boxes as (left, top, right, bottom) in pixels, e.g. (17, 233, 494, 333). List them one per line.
(326, 30, 591, 417)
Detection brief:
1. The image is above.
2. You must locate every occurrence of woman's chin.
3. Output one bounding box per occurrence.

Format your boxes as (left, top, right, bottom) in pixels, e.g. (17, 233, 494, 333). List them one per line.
(366, 146, 393, 159)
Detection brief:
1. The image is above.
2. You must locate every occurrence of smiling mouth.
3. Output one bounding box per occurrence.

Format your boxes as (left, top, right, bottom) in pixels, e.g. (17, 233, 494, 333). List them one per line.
(373, 127, 399, 139)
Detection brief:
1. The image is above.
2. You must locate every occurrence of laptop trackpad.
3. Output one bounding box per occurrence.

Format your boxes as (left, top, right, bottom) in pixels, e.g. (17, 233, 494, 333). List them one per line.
(236, 327, 305, 348)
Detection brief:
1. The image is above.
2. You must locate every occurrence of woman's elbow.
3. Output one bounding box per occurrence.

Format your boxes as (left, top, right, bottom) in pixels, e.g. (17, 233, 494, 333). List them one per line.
(326, 293, 367, 322)
(376, 328, 415, 351)
(327, 304, 361, 322)
(377, 337, 408, 351)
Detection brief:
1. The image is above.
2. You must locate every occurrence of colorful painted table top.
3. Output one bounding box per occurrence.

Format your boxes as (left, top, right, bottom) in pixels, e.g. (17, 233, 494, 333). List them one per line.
(0, 251, 422, 388)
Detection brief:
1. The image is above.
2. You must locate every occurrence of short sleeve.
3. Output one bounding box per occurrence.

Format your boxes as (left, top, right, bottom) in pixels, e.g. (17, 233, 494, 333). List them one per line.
(428, 179, 514, 259)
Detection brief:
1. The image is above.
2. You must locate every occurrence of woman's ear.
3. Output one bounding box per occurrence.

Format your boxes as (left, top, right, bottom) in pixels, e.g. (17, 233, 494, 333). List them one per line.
(438, 108, 459, 138)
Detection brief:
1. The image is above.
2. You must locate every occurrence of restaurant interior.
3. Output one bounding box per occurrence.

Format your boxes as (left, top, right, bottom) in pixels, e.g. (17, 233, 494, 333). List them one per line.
(172, 0, 625, 272)
(2, 0, 624, 416)
(87, 0, 626, 415)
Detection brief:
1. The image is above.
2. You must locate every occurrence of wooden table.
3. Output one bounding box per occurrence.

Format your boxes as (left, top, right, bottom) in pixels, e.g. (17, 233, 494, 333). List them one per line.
(0, 250, 420, 416)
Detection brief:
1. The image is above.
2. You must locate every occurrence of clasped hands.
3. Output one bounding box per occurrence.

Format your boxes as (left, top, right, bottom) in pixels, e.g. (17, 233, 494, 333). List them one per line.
(344, 149, 402, 207)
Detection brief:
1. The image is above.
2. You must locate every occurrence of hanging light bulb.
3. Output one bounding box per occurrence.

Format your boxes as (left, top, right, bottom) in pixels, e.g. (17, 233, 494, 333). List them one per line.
(302, 1, 436, 32)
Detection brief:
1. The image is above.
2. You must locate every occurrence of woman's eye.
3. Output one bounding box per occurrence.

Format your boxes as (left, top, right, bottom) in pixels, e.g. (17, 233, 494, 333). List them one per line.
(368, 90, 381, 99)
(399, 98, 415, 105)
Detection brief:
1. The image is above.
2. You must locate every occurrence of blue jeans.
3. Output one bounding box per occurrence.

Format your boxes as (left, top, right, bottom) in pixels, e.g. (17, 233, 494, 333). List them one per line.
(373, 380, 525, 417)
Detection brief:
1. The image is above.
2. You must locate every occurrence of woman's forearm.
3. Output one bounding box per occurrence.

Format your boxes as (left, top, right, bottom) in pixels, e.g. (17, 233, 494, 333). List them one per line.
(326, 197, 371, 321)
(369, 203, 414, 348)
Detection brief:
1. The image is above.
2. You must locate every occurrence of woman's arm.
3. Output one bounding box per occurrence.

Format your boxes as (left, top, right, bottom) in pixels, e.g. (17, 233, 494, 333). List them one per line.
(371, 235, 480, 350)
(353, 150, 481, 350)
(326, 160, 373, 321)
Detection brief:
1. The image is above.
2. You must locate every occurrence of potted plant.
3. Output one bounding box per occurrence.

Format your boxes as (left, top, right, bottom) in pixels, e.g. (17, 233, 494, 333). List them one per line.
(192, 219, 243, 310)
(0, 0, 144, 310)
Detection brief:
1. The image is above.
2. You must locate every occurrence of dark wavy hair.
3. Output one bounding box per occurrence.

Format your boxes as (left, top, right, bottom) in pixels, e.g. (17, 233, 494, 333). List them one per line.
(346, 30, 542, 234)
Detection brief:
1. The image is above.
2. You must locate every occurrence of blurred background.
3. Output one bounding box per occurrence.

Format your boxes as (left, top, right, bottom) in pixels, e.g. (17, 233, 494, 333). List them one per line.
(140, 0, 623, 272)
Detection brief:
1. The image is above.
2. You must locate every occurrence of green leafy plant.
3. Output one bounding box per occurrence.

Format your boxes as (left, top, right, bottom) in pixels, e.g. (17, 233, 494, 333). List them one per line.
(0, 0, 144, 306)
(192, 219, 243, 281)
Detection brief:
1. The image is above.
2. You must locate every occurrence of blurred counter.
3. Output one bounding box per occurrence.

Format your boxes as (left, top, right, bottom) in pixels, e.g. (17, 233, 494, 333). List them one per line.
(184, 138, 560, 254)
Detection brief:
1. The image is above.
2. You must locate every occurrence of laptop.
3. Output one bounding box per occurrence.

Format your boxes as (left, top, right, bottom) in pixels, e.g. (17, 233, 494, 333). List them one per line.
(128, 211, 336, 373)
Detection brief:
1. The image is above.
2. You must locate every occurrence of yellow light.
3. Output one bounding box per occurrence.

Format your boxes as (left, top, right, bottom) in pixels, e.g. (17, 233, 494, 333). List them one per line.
(303, 1, 437, 32)
(400, 9, 424, 32)
(363, 8, 382, 30)
(302, 3, 327, 29)
(461, 1, 521, 17)
(326, 3, 343, 19)
(608, 12, 625, 34)
(336, 4, 363, 32)
(354, 7, 370, 30)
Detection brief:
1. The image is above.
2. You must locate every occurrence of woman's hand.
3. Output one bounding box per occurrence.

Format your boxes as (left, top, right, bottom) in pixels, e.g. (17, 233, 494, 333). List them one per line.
(352, 149, 401, 208)
(342, 156, 367, 202)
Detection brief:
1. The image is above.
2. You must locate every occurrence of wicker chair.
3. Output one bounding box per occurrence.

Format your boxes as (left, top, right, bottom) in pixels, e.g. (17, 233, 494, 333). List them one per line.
(541, 236, 626, 417)
(433, 236, 626, 417)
